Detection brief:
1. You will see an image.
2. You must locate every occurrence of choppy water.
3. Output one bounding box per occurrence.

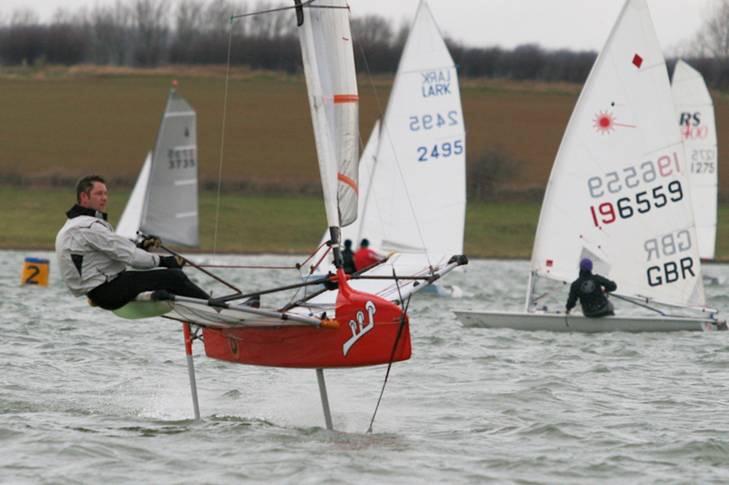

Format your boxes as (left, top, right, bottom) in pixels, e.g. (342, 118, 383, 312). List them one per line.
(3, 250, 729, 483)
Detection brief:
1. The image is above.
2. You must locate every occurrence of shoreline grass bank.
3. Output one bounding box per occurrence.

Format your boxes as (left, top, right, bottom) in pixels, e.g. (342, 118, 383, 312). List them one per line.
(3, 186, 538, 258)
(6, 186, 729, 261)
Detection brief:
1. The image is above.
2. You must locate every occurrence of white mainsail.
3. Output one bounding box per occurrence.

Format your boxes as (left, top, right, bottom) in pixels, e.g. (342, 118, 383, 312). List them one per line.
(529, 0, 705, 308)
(671, 60, 718, 260)
(298, 0, 359, 230)
(360, 0, 465, 258)
(294, 0, 466, 308)
(117, 152, 151, 239)
(117, 88, 199, 246)
(339, 120, 381, 246)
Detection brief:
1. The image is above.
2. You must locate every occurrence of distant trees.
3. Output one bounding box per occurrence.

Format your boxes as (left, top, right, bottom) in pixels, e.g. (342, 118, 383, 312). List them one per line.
(468, 149, 523, 201)
(685, 0, 729, 89)
(0, 0, 728, 88)
(692, 0, 729, 58)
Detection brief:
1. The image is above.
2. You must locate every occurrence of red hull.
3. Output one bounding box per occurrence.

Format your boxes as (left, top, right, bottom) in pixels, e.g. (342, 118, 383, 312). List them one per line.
(202, 269, 412, 368)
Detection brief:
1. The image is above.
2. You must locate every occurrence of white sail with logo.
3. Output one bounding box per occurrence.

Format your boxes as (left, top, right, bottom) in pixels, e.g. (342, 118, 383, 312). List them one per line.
(298, 0, 359, 230)
(671, 60, 717, 260)
(529, 0, 704, 308)
(117, 88, 199, 246)
(318, 0, 464, 272)
(454, 0, 721, 332)
(362, 0, 465, 259)
(294, 0, 466, 308)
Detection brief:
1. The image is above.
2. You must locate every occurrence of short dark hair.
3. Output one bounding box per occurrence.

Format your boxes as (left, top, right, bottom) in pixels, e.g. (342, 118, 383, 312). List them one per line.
(76, 175, 106, 202)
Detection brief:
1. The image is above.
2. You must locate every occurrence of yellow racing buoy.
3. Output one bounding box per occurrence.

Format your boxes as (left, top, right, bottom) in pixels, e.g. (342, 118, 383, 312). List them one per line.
(21, 257, 50, 287)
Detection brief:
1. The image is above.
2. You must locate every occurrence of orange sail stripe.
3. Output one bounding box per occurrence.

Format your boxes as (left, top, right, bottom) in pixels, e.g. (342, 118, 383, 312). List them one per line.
(337, 172, 358, 193)
(333, 94, 359, 104)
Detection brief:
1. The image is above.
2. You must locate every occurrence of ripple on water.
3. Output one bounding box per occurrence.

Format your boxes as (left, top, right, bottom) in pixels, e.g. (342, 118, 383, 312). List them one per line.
(3, 254, 729, 482)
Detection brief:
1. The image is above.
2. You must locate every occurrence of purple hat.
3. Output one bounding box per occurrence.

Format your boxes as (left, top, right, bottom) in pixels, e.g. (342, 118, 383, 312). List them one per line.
(579, 258, 593, 271)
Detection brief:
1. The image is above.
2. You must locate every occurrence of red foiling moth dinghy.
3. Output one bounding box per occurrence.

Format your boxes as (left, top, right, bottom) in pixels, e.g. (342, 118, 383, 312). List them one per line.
(114, 0, 466, 430)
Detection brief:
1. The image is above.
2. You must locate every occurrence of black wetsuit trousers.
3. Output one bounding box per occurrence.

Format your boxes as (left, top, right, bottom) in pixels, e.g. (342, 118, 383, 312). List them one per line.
(87, 269, 209, 310)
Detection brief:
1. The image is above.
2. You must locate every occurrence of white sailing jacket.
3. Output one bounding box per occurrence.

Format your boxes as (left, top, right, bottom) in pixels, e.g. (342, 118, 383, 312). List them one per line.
(55, 205, 159, 296)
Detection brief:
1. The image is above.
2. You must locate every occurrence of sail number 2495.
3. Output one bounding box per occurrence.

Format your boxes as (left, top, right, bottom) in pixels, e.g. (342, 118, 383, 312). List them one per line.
(417, 140, 464, 162)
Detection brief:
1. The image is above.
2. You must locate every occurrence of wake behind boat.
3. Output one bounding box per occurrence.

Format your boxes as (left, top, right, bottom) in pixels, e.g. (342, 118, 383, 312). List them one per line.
(454, 0, 724, 333)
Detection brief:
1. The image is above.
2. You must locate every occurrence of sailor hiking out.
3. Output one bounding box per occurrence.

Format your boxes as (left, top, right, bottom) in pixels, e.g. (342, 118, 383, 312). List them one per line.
(566, 258, 617, 318)
(55, 175, 209, 310)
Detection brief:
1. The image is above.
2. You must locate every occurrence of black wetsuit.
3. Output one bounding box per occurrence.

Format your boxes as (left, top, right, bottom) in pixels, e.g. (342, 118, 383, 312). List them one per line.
(88, 268, 209, 310)
(566, 270, 617, 318)
(342, 247, 356, 274)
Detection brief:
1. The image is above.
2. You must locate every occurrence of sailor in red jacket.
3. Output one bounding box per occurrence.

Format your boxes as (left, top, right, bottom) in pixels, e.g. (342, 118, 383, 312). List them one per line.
(353, 238, 384, 272)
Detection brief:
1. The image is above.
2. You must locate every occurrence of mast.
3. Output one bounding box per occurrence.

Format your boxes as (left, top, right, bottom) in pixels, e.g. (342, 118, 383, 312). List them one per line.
(296, 0, 360, 268)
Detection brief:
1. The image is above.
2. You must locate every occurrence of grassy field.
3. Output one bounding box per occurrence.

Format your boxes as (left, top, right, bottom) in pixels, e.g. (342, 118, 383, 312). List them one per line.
(2, 185, 536, 258)
(6, 186, 729, 260)
(10, 65, 727, 192)
(2, 67, 728, 258)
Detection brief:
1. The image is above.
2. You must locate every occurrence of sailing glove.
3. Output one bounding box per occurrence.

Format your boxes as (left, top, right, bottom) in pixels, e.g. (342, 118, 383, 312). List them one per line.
(137, 235, 161, 251)
(159, 255, 185, 269)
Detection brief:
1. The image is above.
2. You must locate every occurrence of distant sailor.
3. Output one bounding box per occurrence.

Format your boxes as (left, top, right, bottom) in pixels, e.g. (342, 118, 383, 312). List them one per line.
(342, 239, 356, 274)
(565, 258, 617, 318)
(353, 238, 384, 272)
(55, 175, 209, 310)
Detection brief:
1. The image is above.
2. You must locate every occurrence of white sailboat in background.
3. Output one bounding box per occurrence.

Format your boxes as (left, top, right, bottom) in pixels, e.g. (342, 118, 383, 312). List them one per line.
(117, 86, 199, 247)
(455, 0, 724, 332)
(313, 0, 466, 296)
(671, 60, 718, 260)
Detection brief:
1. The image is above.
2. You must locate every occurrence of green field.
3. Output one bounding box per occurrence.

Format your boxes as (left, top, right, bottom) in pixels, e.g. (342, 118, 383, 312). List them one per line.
(5, 66, 727, 193)
(2, 67, 729, 258)
(6, 186, 729, 260)
(1, 186, 538, 258)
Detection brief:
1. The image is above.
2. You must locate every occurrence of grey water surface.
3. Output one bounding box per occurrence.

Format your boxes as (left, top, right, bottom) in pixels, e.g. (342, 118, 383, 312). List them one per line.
(2, 250, 729, 484)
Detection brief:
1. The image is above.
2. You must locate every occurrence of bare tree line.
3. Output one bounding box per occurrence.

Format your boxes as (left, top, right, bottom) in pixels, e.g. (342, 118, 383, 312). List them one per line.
(0, 0, 728, 88)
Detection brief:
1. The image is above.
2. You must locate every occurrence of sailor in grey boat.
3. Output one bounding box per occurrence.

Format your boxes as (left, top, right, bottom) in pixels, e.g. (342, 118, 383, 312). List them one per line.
(55, 175, 209, 310)
(565, 258, 617, 318)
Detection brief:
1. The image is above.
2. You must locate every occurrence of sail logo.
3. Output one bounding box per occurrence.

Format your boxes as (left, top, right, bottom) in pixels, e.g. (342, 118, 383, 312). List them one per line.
(679, 112, 709, 140)
(342, 301, 376, 356)
(593, 110, 636, 135)
(421, 69, 451, 98)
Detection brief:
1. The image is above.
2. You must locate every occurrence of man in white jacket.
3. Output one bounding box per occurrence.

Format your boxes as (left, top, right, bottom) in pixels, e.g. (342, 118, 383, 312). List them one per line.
(55, 175, 209, 310)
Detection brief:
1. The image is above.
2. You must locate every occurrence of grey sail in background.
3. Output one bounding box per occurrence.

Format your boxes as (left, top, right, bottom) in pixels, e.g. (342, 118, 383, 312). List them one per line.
(139, 88, 199, 246)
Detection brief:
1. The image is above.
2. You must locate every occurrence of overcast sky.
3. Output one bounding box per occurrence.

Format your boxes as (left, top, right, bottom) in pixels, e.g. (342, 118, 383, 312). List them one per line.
(2, 0, 717, 53)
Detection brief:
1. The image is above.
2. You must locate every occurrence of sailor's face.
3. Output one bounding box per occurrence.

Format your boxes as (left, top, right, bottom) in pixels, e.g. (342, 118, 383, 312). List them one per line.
(80, 182, 108, 212)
